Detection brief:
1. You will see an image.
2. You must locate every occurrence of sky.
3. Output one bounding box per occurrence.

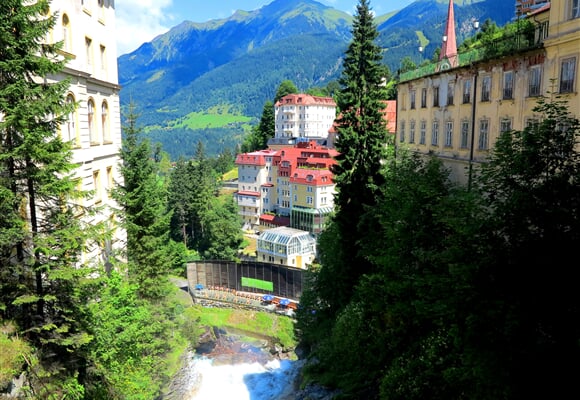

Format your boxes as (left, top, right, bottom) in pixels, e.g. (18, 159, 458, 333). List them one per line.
(115, 0, 415, 56)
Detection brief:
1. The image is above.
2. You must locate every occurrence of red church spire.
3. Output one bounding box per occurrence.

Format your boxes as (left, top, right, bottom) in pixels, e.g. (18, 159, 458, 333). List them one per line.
(439, 0, 458, 69)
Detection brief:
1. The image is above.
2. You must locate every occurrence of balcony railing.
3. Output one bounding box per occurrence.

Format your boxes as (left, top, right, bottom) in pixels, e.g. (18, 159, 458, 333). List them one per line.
(399, 21, 548, 83)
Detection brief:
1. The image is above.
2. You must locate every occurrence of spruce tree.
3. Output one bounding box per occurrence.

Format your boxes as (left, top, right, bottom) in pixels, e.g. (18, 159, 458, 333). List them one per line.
(320, 0, 391, 312)
(113, 103, 172, 300)
(0, 0, 98, 395)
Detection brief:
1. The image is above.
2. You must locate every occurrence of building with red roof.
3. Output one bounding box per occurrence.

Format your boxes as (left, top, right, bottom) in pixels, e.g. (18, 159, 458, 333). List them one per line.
(235, 140, 337, 235)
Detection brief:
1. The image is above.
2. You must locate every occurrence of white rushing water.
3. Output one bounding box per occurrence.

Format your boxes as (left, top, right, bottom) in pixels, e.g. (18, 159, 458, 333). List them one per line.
(185, 357, 302, 400)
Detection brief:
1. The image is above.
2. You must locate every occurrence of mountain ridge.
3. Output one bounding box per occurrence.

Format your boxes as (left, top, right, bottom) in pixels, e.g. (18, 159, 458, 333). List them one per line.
(118, 0, 514, 159)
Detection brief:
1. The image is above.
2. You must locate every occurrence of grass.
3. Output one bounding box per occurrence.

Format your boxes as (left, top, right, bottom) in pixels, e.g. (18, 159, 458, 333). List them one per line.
(188, 305, 297, 348)
(171, 106, 252, 130)
(222, 168, 238, 181)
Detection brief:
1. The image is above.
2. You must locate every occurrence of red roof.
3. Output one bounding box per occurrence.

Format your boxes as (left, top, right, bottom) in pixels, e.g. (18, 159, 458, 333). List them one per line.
(330, 100, 397, 133)
(275, 93, 336, 108)
(236, 191, 260, 197)
(260, 214, 291, 226)
(235, 149, 278, 166)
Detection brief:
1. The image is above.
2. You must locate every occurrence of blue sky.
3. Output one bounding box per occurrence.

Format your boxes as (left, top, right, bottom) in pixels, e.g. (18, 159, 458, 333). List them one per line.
(115, 0, 415, 56)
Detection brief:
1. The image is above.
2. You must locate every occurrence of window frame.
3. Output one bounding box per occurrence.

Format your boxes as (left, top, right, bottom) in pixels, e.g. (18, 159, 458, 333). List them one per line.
(559, 57, 576, 93)
(431, 120, 439, 146)
(463, 79, 472, 104)
(529, 65, 542, 97)
(460, 120, 470, 149)
(503, 70, 514, 100)
(445, 121, 453, 147)
(420, 120, 426, 145)
(478, 119, 489, 150)
(481, 75, 491, 102)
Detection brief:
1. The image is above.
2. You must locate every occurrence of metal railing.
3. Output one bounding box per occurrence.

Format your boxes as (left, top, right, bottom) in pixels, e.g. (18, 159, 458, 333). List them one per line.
(399, 21, 549, 82)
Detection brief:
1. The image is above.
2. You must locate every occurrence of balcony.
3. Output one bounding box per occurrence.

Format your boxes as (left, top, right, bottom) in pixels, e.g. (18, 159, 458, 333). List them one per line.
(400, 21, 548, 83)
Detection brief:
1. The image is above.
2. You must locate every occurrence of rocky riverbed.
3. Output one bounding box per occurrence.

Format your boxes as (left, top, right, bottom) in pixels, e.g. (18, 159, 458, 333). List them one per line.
(162, 326, 338, 400)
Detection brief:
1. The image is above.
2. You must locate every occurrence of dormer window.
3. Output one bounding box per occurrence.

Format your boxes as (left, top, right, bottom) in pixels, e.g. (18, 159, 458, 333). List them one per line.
(307, 175, 313, 182)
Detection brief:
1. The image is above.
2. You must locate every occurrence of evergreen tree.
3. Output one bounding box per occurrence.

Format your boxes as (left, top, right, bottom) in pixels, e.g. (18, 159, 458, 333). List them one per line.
(168, 158, 195, 247)
(113, 103, 172, 300)
(256, 100, 275, 150)
(470, 95, 580, 399)
(320, 0, 391, 313)
(0, 0, 99, 395)
(274, 79, 299, 103)
(200, 196, 244, 260)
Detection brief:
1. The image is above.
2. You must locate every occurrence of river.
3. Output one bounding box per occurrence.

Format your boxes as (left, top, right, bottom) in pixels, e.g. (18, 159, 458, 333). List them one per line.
(165, 327, 306, 400)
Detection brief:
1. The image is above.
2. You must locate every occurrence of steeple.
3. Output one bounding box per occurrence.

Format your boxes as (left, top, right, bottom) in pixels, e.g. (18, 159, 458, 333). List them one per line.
(439, 0, 458, 69)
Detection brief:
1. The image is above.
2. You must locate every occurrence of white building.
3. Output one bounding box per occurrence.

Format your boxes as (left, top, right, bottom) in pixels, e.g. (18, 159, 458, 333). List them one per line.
(48, 0, 125, 267)
(257, 227, 317, 269)
(273, 94, 336, 146)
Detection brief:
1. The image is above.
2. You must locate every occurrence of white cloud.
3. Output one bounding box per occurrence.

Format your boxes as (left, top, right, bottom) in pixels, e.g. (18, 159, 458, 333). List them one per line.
(115, 0, 175, 56)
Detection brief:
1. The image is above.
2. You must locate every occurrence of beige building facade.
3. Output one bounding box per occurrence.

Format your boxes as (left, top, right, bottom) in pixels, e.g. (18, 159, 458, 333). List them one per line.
(48, 0, 125, 266)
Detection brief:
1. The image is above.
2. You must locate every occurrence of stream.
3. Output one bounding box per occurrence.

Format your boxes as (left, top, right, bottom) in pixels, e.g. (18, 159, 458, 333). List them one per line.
(163, 327, 305, 400)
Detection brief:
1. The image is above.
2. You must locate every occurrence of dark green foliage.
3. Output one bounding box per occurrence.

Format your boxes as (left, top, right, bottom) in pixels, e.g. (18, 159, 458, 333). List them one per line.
(325, 0, 391, 311)
(241, 100, 275, 153)
(468, 95, 580, 399)
(113, 104, 173, 300)
(274, 80, 299, 103)
(0, 0, 103, 395)
(199, 196, 244, 261)
(299, 96, 580, 398)
(86, 272, 175, 399)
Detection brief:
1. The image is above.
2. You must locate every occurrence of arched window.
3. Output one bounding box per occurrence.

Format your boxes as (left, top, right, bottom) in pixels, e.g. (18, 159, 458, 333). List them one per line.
(63, 94, 77, 144)
(88, 99, 98, 144)
(101, 101, 110, 142)
(62, 14, 71, 52)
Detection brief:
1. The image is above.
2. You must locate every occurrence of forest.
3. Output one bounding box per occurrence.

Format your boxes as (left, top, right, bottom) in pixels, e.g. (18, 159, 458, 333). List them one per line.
(2, 0, 580, 399)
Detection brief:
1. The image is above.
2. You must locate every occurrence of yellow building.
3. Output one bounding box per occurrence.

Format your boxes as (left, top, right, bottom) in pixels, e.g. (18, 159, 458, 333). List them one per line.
(397, 0, 579, 185)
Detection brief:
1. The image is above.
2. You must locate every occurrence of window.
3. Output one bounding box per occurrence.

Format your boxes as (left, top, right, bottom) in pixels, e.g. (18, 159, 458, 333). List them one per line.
(409, 121, 415, 143)
(433, 86, 439, 107)
(500, 119, 512, 133)
(503, 71, 514, 99)
(400, 121, 405, 143)
(463, 79, 471, 103)
(431, 120, 439, 146)
(447, 83, 454, 105)
(63, 94, 77, 145)
(85, 37, 93, 67)
(88, 99, 98, 144)
(570, 0, 580, 19)
(421, 88, 427, 108)
(307, 196, 313, 204)
(101, 101, 110, 142)
(106, 166, 113, 198)
(93, 170, 102, 203)
(445, 121, 453, 147)
(481, 76, 491, 102)
(410, 90, 416, 109)
(560, 57, 576, 93)
(529, 65, 542, 96)
(420, 121, 426, 144)
(62, 14, 71, 52)
(460, 121, 469, 149)
(478, 119, 489, 150)
(100, 45, 107, 73)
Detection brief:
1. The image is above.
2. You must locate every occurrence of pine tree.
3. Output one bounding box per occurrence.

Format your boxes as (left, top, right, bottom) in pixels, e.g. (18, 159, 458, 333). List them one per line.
(113, 103, 172, 300)
(0, 0, 98, 395)
(320, 0, 391, 312)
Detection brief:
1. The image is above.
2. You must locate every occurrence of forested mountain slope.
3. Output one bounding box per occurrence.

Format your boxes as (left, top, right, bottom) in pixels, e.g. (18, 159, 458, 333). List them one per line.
(117, 0, 514, 159)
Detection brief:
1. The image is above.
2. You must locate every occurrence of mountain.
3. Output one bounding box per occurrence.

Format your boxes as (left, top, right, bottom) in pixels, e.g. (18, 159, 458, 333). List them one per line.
(117, 0, 515, 159)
